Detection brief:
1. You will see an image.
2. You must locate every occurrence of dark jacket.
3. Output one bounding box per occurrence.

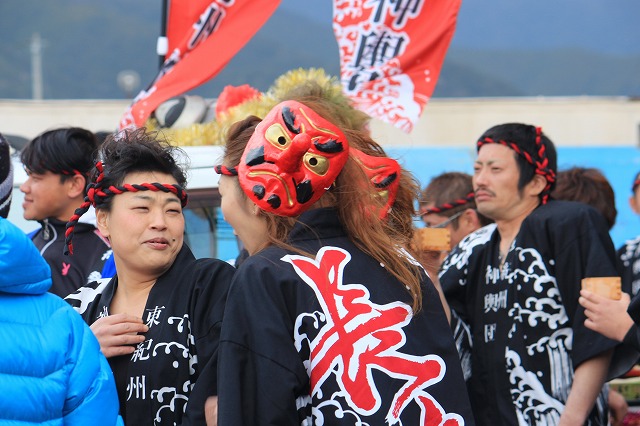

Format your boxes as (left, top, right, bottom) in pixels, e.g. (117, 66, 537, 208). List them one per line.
(218, 208, 474, 425)
(31, 217, 111, 297)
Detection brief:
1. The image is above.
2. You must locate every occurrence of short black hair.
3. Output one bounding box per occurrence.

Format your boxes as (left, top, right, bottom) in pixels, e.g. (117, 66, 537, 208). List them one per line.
(21, 127, 99, 178)
(478, 123, 557, 195)
(95, 128, 188, 212)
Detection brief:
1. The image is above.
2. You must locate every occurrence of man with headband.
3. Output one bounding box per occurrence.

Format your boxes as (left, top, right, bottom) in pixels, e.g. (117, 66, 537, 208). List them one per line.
(215, 100, 474, 425)
(438, 123, 626, 424)
(420, 172, 492, 249)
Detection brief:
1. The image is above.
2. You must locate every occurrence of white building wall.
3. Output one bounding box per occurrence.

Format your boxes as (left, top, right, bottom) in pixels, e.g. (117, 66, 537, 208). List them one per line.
(0, 99, 129, 139)
(371, 96, 640, 147)
(2, 96, 640, 147)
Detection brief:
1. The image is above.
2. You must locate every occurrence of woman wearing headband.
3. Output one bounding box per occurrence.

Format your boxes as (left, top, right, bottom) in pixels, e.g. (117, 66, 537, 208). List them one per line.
(215, 99, 474, 425)
(64, 128, 235, 425)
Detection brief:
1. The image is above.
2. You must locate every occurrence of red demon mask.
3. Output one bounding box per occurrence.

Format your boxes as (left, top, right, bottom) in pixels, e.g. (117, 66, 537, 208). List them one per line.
(351, 149, 401, 219)
(238, 100, 349, 216)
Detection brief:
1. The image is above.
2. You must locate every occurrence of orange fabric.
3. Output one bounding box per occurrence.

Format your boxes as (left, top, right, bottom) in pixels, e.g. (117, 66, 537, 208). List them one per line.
(333, 0, 461, 133)
(120, 0, 281, 129)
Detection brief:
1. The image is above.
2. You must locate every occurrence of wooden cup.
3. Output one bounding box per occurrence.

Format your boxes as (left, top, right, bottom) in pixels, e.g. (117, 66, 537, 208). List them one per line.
(413, 228, 451, 252)
(581, 276, 622, 300)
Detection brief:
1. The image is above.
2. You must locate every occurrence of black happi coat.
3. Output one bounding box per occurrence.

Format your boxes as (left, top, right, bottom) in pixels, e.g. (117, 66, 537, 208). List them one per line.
(618, 235, 640, 297)
(217, 208, 475, 426)
(620, 236, 640, 351)
(66, 245, 234, 426)
(440, 200, 620, 425)
(32, 218, 111, 297)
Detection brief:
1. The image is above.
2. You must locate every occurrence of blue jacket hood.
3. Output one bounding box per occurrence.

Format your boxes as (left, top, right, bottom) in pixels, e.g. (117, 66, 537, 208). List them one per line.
(0, 217, 52, 294)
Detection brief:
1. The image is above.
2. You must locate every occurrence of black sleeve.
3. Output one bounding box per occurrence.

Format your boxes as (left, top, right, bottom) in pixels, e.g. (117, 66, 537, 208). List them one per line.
(439, 244, 470, 322)
(439, 230, 491, 378)
(182, 259, 235, 426)
(218, 341, 303, 425)
(217, 257, 309, 426)
(609, 324, 640, 378)
(551, 206, 620, 369)
(611, 243, 640, 378)
(616, 238, 640, 299)
(629, 292, 640, 325)
(623, 325, 640, 353)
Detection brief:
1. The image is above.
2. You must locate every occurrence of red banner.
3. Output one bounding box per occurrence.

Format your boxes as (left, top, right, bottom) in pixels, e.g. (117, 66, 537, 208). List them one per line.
(165, 0, 208, 57)
(333, 0, 461, 133)
(120, 0, 281, 129)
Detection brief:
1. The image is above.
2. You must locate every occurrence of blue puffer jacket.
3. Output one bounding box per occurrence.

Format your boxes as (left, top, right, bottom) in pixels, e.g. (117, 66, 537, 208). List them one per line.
(0, 217, 122, 425)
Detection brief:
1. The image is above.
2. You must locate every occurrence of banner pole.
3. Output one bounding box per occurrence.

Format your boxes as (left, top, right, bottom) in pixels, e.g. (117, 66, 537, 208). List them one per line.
(157, 0, 169, 69)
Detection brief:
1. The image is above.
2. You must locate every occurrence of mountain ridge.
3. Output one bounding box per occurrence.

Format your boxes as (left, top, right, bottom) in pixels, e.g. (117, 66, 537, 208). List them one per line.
(0, 0, 637, 99)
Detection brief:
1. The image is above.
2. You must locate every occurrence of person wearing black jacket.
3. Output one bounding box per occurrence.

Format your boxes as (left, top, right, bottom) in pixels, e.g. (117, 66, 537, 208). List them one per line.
(215, 98, 474, 425)
(20, 127, 111, 297)
(64, 128, 235, 425)
(440, 123, 622, 425)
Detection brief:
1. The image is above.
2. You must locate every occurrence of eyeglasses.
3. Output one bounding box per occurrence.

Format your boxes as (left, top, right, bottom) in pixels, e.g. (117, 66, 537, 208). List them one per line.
(424, 210, 464, 229)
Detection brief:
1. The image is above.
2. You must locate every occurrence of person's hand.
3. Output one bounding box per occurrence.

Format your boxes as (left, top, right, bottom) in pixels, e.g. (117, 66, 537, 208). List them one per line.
(90, 313, 149, 358)
(579, 290, 633, 342)
(205, 396, 218, 426)
(608, 388, 628, 426)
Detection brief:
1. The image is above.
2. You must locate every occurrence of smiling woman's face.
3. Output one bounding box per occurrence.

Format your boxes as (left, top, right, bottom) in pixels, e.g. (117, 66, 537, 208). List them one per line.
(96, 171, 185, 279)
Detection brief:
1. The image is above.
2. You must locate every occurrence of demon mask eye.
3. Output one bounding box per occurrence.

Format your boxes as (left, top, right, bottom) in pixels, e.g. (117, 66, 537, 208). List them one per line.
(265, 124, 292, 150)
(303, 152, 330, 176)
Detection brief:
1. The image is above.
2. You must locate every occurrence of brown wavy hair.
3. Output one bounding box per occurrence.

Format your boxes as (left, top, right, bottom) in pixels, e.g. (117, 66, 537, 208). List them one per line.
(223, 97, 424, 312)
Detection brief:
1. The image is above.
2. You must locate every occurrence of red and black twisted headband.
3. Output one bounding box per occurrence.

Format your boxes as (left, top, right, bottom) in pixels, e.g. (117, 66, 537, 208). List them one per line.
(64, 161, 188, 255)
(476, 127, 556, 204)
(420, 192, 475, 217)
(59, 168, 84, 177)
(214, 165, 238, 176)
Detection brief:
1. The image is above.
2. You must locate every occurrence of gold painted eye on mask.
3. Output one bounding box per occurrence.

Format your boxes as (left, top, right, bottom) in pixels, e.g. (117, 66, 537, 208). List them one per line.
(265, 124, 292, 150)
(303, 152, 329, 176)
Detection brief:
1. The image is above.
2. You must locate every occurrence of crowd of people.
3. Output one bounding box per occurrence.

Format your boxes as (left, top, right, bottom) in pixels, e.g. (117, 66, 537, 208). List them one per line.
(3, 78, 640, 425)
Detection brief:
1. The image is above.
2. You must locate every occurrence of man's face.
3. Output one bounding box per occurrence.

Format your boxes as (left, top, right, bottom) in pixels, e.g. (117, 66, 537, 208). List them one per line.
(473, 144, 525, 221)
(20, 171, 70, 221)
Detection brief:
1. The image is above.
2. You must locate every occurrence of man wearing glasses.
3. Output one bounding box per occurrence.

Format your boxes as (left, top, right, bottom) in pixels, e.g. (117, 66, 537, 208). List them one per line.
(416, 172, 493, 325)
(419, 172, 491, 249)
